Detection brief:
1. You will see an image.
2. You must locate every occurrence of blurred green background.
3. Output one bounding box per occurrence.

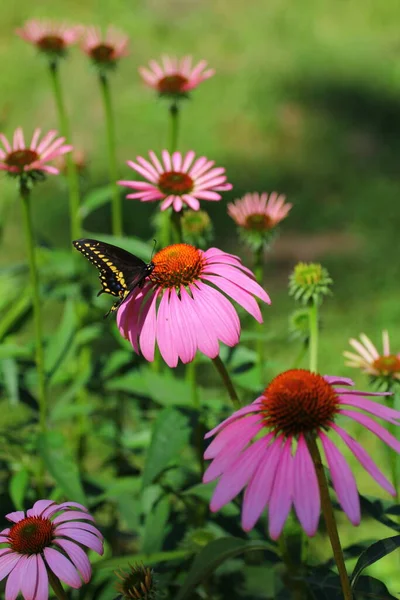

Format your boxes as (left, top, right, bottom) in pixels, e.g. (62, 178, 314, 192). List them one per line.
(1, 0, 400, 587)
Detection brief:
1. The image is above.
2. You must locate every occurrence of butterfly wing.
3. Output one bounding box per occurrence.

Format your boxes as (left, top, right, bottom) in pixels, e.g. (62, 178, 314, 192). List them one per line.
(72, 239, 154, 310)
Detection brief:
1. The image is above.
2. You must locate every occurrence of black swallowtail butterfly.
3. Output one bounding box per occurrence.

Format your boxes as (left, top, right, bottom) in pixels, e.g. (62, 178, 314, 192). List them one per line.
(73, 238, 155, 317)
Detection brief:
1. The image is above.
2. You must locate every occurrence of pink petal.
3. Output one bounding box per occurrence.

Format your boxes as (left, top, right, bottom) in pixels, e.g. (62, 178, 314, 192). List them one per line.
(156, 290, 178, 367)
(324, 375, 354, 386)
(181, 194, 200, 210)
(169, 287, 197, 364)
(54, 540, 92, 584)
(5, 555, 25, 600)
(0, 553, 21, 583)
(241, 435, 282, 531)
(338, 395, 400, 424)
(340, 409, 400, 453)
(55, 522, 103, 539)
(161, 149, 172, 171)
(44, 548, 81, 588)
(190, 282, 240, 347)
(21, 555, 39, 600)
(52, 511, 94, 525)
(205, 400, 263, 439)
(210, 437, 267, 511)
(331, 423, 395, 495)
(56, 528, 103, 554)
(180, 286, 220, 359)
(6, 512, 25, 524)
(293, 435, 320, 536)
(319, 432, 360, 525)
(27, 500, 56, 517)
(204, 413, 261, 459)
(139, 289, 160, 362)
(34, 556, 48, 600)
(202, 274, 263, 323)
(268, 439, 294, 540)
(202, 264, 270, 304)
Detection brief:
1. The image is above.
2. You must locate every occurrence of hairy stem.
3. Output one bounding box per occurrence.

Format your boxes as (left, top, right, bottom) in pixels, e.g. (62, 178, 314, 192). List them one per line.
(212, 355, 242, 410)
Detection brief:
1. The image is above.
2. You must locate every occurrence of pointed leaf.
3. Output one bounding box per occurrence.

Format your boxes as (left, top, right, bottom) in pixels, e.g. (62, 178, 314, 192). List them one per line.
(175, 537, 279, 600)
(142, 408, 190, 487)
(350, 535, 400, 588)
(10, 468, 29, 510)
(353, 575, 397, 599)
(79, 185, 114, 219)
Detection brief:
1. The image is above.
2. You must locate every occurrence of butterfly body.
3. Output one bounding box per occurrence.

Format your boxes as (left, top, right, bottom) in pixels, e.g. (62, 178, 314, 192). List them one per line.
(73, 238, 154, 316)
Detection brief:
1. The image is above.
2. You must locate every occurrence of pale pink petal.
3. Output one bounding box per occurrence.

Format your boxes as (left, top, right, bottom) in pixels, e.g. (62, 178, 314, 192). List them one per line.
(52, 511, 94, 525)
(161, 149, 172, 171)
(181, 286, 220, 358)
(5, 555, 25, 600)
(55, 522, 103, 539)
(139, 289, 160, 362)
(21, 555, 39, 600)
(319, 432, 360, 525)
(382, 330, 390, 355)
(241, 435, 282, 531)
(169, 287, 196, 364)
(202, 274, 263, 322)
(44, 548, 81, 588)
(181, 194, 200, 210)
(190, 282, 240, 347)
(172, 152, 182, 171)
(27, 500, 56, 517)
(293, 435, 320, 536)
(54, 539, 92, 583)
(268, 439, 294, 539)
(182, 150, 195, 172)
(34, 556, 48, 600)
(156, 290, 178, 367)
(0, 553, 22, 583)
(5, 512, 25, 523)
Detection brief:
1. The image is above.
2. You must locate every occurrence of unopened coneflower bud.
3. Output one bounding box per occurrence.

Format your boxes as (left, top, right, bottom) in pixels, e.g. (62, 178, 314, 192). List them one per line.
(289, 262, 332, 305)
(181, 209, 213, 247)
(115, 563, 157, 600)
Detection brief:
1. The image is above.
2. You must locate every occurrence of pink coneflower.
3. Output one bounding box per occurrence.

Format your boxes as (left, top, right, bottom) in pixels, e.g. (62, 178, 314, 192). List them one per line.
(344, 331, 400, 384)
(16, 20, 81, 57)
(228, 192, 292, 231)
(139, 56, 215, 98)
(0, 128, 72, 179)
(203, 369, 399, 539)
(117, 243, 270, 367)
(81, 26, 129, 66)
(0, 499, 103, 599)
(118, 150, 232, 212)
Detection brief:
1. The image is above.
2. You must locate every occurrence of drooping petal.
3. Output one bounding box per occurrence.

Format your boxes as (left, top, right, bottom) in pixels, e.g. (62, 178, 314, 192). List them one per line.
(241, 435, 281, 531)
(54, 539, 92, 583)
(204, 400, 262, 439)
(44, 548, 81, 588)
(331, 423, 395, 495)
(319, 432, 360, 525)
(340, 409, 400, 453)
(20, 555, 39, 600)
(0, 553, 22, 583)
(210, 437, 267, 511)
(338, 395, 400, 424)
(34, 556, 48, 600)
(293, 435, 320, 536)
(268, 439, 294, 540)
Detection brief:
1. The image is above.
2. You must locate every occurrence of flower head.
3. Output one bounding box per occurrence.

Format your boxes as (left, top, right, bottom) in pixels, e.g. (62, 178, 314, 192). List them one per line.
(139, 56, 215, 99)
(203, 369, 399, 539)
(289, 262, 332, 305)
(118, 150, 232, 212)
(16, 20, 81, 59)
(181, 209, 213, 247)
(115, 563, 156, 600)
(117, 243, 270, 367)
(344, 331, 400, 387)
(0, 128, 72, 185)
(228, 192, 291, 251)
(0, 500, 103, 599)
(81, 26, 129, 69)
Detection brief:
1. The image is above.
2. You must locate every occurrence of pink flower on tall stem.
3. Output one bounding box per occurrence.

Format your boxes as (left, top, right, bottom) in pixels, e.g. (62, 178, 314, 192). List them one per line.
(344, 331, 400, 384)
(228, 192, 292, 231)
(204, 369, 399, 539)
(139, 56, 215, 97)
(118, 150, 232, 212)
(0, 128, 72, 177)
(81, 26, 129, 66)
(16, 20, 81, 56)
(0, 500, 103, 599)
(117, 243, 270, 367)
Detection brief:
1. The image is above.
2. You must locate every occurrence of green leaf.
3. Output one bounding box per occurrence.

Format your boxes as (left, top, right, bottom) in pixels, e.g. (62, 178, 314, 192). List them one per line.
(359, 495, 400, 532)
(183, 481, 240, 516)
(83, 232, 151, 261)
(142, 496, 170, 554)
(0, 289, 31, 341)
(304, 567, 342, 600)
(175, 537, 278, 600)
(350, 535, 400, 588)
(10, 468, 29, 510)
(79, 185, 114, 219)
(1, 358, 19, 405)
(37, 431, 86, 504)
(94, 549, 191, 573)
(353, 575, 398, 600)
(142, 408, 190, 488)
(0, 344, 31, 360)
(45, 299, 76, 383)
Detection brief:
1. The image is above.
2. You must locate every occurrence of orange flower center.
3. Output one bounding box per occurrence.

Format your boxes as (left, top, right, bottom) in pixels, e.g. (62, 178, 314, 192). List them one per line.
(245, 213, 274, 231)
(260, 369, 339, 437)
(37, 35, 66, 52)
(372, 354, 400, 375)
(90, 44, 115, 63)
(5, 149, 39, 169)
(150, 243, 204, 288)
(158, 171, 193, 196)
(9, 517, 54, 555)
(158, 74, 188, 95)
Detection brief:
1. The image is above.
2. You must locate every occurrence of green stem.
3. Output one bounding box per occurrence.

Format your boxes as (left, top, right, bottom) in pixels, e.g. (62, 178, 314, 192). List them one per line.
(99, 73, 123, 237)
(20, 183, 47, 433)
(169, 102, 180, 153)
(254, 246, 265, 381)
(307, 436, 353, 600)
(212, 355, 242, 410)
(48, 570, 68, 600)
(308, 300, 319, 373)
(291, 343, 308, 370)
(171, 209, 183, 243)
(48, 62, 81, 241)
